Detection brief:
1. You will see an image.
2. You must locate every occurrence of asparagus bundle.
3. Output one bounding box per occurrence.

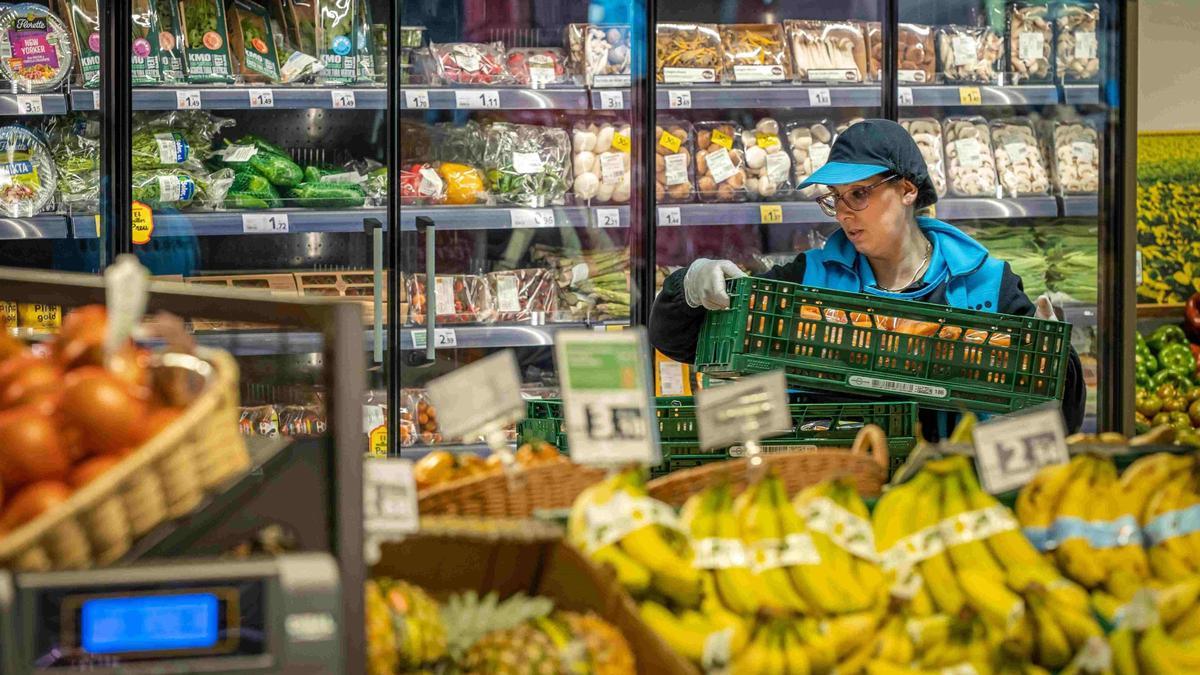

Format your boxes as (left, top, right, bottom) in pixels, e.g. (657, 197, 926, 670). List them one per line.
(531, 246, 631, 322)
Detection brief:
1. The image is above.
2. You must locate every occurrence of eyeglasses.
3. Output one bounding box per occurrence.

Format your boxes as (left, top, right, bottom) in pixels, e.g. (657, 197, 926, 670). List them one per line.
(815, 174, 900, 217)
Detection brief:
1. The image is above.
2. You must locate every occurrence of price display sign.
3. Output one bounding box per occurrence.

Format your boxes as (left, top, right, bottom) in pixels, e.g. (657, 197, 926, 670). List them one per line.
(175, 90, 202, 109)
(972, 404, 1069, 494)
(898, 87, 914, 106)
(666, 90, 692, 109)
(556, 329, 658, 466)
(696, 370, 791, 451)
(331, 90, 357, 108)
(15, 95, 42, 114)
(594, 208, 621, 228)
(426, 349, 525, 441)
(958, 86, 983, 105)
(402, 89, 430, 109)
(658, 206, 682, 226)
(242, 213, 289, 234)
(247, 89, 275, 108)
(598, 90, 623, 109)
(363, 459, 419, 562)
(410, 328, 457, 349)
(455, 90, 500, 109)
(807, 88, 832, 107)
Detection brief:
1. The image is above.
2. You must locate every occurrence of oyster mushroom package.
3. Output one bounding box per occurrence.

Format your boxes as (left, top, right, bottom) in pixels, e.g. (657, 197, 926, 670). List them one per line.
(1051, 119, 1099, 194)
(990, 118, 1051, 197)
(0, 3, 74, 92)
(867, 23, 936, 83)
(720, 23, 789, 83)
(654, 118, 695, 204)
(942, 116, 999, 197)
(571, 119, 631, 205)
(900, 118, 947, 198)
(787, 119, 834, 199)
(693, 121, 748, 203)
(741, 117, 792, 201)
(936, 25, 1002, 84)
(784, 20, 868, 83)
(481, 122, 570, 207)
(656, 22, 722, 84)
(566, 23, 630, 87)
(1007, 3, 1053, 84)
(1055, 2, 1100, 82)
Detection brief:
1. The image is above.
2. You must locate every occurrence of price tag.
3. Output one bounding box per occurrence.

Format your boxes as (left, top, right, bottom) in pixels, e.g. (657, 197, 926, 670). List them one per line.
(426, 350, 525, 440)
(14, 95, 41, 114)
(363, 459, 419, 543)
(91, 90, 99, 109)
(898, 87, 914, 106)
(972, 405, 1069, 494)
(331, 89, 357, 108)
(403, 89, 430, 109)
(696, 370, 791, 451)
(454, 89, 500, 109)
(130, 201, 153, 244)
(711, 129, 733, 150)
(667, 90, 692, 109)
(612, 132, 631, 153)
(247, 88, 275, 108)
(598, 90, 623, 110)
(759, 204, 783, 224)
(658, 206, 682, 226)
(807, 88, 832, 107)
(410, 328, 457, 349)
(556, 328, 658, 466)
(242, 212, 290, 234)
(175, 89, 202, 109)
(509, 209, 556, 228)
(958, 86, 983, 105)
(594, 208, 621, 228)
(658, 130, 682, 153)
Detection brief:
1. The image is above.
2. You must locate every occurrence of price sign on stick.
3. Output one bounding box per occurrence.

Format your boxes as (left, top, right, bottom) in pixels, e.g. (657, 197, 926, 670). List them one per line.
(362, 459, 419, 564)
(972, 403, 1069, 494)
(426, 350, 525, 442)
(696, 370, 791, 452)
(556, 328, 658, 467)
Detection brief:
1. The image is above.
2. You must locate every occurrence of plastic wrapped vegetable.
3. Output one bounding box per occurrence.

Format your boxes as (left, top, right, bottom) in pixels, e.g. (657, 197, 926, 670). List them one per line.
(942, 116, 998, 197)
(866, 23, 935, 83)
(787, 119, 835, 199)
(1055, 2, 1100, 82)
(131, 110, 233, 170)
(285, 181, 365, 208)
(0, 3, 74, 92)
(936, 25, 1003, 84)
(741, 117, 792, 201)
(436, 162, 488, 205)
(654, 119, 694, 204)
(991, 118, 1050, 197)
(431, 120, 486, 166)
(225, 171, 280, 209)
(566, 24, 630, 87)
(571, 119, 631, 205)
(482, 122, 570, 207)
(399, 162, 446, 206)
(505, 47, 568, 87)
(63, 0, 100, 88)
(132, 168, 206, 210)
(365, 165, 386, 206)
(656, 22, 722, 84)
(900, 118, 947, 198)
(429, 41, 511, 85)
(487, 269, 556, 323)
(404, 274, 492, 325)
(0, 124, 56, 217)
(178, 0, 235, 83)
(216, 135, 303, 187)
(46, 113, 99, 211)
(1008, 3, 1053, 84)
(720, 24, 789, 83)
(784, 20, 868, 83)
(694, 121, 747, 203)
(1051, 120, 1099, 194)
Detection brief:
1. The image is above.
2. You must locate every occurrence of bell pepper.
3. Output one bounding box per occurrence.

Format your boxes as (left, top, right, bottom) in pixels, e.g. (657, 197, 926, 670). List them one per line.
(1186, 292, 1200, 344)
(1160, 343, 1195, 376)
(1137, 351, 1159, 373)
(1152, 368, 1193, 389)
(1148, 324, 1188, 354)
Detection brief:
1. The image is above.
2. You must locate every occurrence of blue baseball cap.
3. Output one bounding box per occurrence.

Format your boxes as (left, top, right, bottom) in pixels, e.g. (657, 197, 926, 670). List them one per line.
(800, 119, 938, 208)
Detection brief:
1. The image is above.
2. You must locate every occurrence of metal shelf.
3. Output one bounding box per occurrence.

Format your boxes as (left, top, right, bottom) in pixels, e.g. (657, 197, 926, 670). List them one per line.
(1060, 195, 1099, 217)
(400, 86, 591, 110)
(0, 92, 69, 115)
(399, 205, 628, 231)
(191, 328, 375, 356)
(400, 322, 627, 350)
(903, 84, 1060, 107)
(70, 86, 387, 111)
(657, 84, 881, 109)
(1062, 85, 1102, 105)
(71, 209, 386, 238)
(0, 215, 71, 240)
(935, 196, 1060, 220)
(654, 197, 1059, 227)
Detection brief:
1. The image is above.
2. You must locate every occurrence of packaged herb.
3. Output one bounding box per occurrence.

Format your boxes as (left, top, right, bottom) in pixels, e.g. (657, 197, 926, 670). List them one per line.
(0, 4, 74, 92)
(154, 0, 185, 83)
(289, 0, 316, 55)
(353, 0, 374, 83)
(265, 0, 320, 82)
(317, 0, 355, 84)
(178, 0, 234, 83)
(227, 0, 280, 82)
(130, 0, 160, 85)
(62, 0, 99, 88)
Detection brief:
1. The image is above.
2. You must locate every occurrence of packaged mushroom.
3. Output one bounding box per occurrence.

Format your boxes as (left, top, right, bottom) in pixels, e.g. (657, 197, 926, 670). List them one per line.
(741, 117, 792, 201)
(836, 117, 866, 136)
(656, 22, 723, 84)
(720, 24, 790, 83)
(936, 25, 1003, 84)
(784, 20, 868, 83)
(867, 23, 937, 83)
(1054, 2, 1100, 82)
(1051, 120, 1099, 194)
(900, 118, 947, 198)
(694, 121, 747, 203)
(571, 119, 632, 205)
(1007, 3, 1053, 84)
(566, 24, 631, 87)
(786, 119, 835, 199)
(655, 119, 695, 204)
(990, 118, 1050, 197)
(942, 116, 998, 197)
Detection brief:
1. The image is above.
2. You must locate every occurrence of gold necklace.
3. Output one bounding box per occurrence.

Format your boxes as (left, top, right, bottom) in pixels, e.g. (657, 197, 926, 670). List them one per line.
(878, 238, 932, 292)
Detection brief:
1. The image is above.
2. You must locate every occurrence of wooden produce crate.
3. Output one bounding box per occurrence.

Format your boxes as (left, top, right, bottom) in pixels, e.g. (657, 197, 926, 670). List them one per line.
(184, 274, 299, 330)
(293, 270, 387, 324)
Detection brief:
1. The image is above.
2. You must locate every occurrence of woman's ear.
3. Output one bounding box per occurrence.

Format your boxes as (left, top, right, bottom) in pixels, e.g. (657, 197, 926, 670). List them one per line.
(901, 179, 919, 206)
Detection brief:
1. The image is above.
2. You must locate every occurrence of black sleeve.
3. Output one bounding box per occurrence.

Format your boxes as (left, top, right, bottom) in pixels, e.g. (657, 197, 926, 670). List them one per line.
(648, 255, 808, 364)
(997, 262, 1087, 433)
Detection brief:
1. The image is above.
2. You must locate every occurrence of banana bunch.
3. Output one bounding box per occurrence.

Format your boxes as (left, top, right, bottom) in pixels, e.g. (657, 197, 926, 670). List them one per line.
(1092, 575, 1200, 643)
(568, 467, 701, 608)
(794, 476, 888, 612)
(638, 599, 749, 669)
(1108, 589, 1200, 675)
(1130, 453, 1200, 583)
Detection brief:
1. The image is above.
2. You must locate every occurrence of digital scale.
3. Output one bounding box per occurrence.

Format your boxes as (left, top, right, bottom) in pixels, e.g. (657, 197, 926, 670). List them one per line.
(0, 554, 343, 674)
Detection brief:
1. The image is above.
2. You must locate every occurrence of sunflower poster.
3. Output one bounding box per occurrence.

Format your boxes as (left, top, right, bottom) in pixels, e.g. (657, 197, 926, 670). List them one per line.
(1137, 131, 1200, 304)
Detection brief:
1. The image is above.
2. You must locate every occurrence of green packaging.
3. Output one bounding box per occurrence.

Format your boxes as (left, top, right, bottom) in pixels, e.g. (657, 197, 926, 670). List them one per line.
(227, 0, 280, 82)
(317, 0, 355, 83)
(178, 0, 233, 83)
(353, 0, 373, 83)
(63, 0, 99, 87)
(131, 0, 161, 85)
(154, 0, 185, 82)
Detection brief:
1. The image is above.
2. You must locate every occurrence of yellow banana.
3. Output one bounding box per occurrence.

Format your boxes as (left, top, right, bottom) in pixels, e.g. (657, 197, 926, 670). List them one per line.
(1144, 474, 1200, 582)
(865, 660, 927, 675)
(763, 622, 789, 675)
(702, 485, 767, 616)
(1117, 452, 1191, 524)
(828, 478, 888, 601)
(1153, 576, 1200, 626)
(1090, 590, 1125, 625)
(1092, 459, 1151, 593)
(1029, 594, 1073, 669)
(905, 614, 951, 652)
(772, 477, 868, 615)
(781, 621, 812, 675)
(1007, 564, 1091, 615)
(908, 473, 965, 615)
(940, 472, 1007, 582)
(1016, 460, 1075, 529)
(638, 600, 709, 663)
(1137, 623, 1192, 674)
(957, 567, 1026, 632)
(1168, 600, 1200, 640)
(731, 624, 772, 675)
(736, 477, 811, 615)
(1108, 627, 1139, 675)
(958, 463, 1046, 570)
(795, 619, 836, 675)
(1055, 457, 1109, 589)
(1045, 595, 1104, 651)
(590, 543, 652, 595)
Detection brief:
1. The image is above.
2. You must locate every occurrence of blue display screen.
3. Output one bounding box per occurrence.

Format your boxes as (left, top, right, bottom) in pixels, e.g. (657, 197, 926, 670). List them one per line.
(80, 593, 220, 654)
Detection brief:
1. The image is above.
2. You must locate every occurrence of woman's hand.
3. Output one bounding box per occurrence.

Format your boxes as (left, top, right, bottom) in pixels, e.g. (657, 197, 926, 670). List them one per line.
(683, 258, 746, 310)
(1034, 294, 1057, 321)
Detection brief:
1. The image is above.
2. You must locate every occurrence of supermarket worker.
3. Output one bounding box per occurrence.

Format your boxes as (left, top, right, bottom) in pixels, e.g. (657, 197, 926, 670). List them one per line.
(649, 119, 1086, 439)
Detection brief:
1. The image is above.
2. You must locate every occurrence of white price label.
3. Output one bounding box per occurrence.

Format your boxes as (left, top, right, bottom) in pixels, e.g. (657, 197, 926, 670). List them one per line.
(331, 90, 357, 108)
(667, 90, 692, 109)
(247, 88, 275, 108)
(409, 328, 458, 349)
(898, 87, 914, 106)
(972, 405, 1069, 494)
(598, 90, 623, 109)
(594, 208, 621, 228)
(455, 89, 500, 109)
(658, 206, 682, 226)
(696, 370, 791, 451)
(807, 88, 832, 107)
(175, 89, 202, 109)
(403, 89, 430, 109)
(15, 95, 41, 114)
(91, 90, 99, 109)
(509, 209, 556, 228)
(427, 350, 525, 440)
(363, 459, 419, 542)
(242, 213, 290, 234)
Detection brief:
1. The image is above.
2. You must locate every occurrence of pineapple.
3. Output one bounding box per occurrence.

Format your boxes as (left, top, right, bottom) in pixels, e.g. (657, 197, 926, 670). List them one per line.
(559, 612, 636, 675)
(442, 591, 561, 674)
(367, 578, 447, 671)
(462, 623, 565, 674)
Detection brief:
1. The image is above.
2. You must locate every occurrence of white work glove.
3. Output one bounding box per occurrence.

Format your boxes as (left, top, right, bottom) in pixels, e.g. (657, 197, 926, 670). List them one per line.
(1034, 294, 1058, 321)
(683, 258, 746, 310)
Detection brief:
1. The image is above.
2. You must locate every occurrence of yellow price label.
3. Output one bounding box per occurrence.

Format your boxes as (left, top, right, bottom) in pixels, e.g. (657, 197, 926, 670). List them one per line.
(368, 426, 388, 458)
(760, 204, 783, 224)
(605, 324, 626, 331)
(94, 214, 100, 237)
(658, 130, 682, 153)
(756, 134, 780, 149)
(958, 86, 982, 105)
(18, 303, 60, 330)
(0, 300, 16, 327)
(612, 132, 631, 153)
(131, 201, 154, 245)
(711, 129, 734, 150)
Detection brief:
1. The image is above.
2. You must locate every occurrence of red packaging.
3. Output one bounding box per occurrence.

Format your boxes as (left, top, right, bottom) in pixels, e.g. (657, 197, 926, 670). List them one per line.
(505, 48, 569, 87)
(400, 162, 447, 206)
(429, 42, 512, 85)
(404, 274, 492, 325)
(486, 269, 557, 323)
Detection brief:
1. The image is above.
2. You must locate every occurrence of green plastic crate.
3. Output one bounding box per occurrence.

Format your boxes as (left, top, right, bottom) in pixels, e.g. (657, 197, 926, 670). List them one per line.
(695, 277, 1072, 415)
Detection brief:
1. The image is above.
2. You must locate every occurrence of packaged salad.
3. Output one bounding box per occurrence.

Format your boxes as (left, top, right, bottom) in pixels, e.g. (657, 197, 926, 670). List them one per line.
(178, 0, 234, 83)
(0, 3, 74, 92)
(45, 112, 98, 211)
(0, 124, 57, 216)
(130, 0, 161, 85)
(481, 122, 570, 207)
(131, 110, 233, 170)
(132, 168, 229, 211)
(155, 0, 186, 83)
(227, 0, 281, 83)
(62, 0, 98, 88)
(317, 0, 355, 83)
(354, 0, 375, 83)
(656, 22, 722, 84)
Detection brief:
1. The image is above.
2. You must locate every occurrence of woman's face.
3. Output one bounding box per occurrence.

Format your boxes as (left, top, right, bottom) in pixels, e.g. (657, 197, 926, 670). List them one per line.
(830, 176, 918, 259)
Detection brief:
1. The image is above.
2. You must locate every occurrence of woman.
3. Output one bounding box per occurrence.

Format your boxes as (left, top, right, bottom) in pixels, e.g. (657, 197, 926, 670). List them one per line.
(649, 119, 1085, 438)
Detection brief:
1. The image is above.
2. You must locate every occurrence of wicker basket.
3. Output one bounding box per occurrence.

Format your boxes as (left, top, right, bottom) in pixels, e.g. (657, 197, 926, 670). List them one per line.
(0, 349, 250, 571)
(646, 425, 891, 507)
(418, 461, 608, 518)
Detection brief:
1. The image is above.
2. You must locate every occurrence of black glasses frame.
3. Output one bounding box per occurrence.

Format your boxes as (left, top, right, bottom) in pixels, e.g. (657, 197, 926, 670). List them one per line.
(815, 174, 901, 217)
